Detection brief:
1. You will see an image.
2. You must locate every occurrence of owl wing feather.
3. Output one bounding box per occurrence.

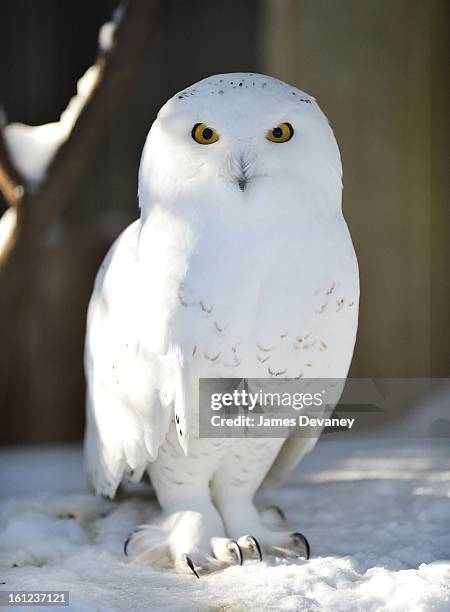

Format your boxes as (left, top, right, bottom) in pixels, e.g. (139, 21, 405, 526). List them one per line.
(84, 220, 189, 498)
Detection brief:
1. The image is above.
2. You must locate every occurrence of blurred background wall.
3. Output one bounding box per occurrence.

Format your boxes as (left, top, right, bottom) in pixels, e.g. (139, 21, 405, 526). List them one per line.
(0, 0, 448, 444)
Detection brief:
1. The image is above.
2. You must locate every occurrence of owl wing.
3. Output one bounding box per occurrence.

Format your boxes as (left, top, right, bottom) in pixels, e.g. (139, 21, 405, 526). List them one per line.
(84, 220, 189, 498)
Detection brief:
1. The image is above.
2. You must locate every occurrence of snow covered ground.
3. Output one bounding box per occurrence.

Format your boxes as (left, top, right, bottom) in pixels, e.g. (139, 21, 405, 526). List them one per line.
(0, 436, 449, 612)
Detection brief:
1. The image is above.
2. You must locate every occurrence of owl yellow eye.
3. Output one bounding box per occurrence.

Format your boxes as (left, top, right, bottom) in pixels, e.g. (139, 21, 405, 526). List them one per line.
(192, 123, 220, 145)
(266, 122, 294, 143)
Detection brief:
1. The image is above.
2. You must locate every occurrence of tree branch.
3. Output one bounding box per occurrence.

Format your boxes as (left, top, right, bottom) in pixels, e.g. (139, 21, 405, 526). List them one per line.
(29, 0, 163, 232)
(0, 0, 163, 286)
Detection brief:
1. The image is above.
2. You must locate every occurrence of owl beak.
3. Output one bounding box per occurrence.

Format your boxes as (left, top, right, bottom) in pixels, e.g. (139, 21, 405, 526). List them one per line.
(234, 154, 250, 192)
(238, 176, 247, 192)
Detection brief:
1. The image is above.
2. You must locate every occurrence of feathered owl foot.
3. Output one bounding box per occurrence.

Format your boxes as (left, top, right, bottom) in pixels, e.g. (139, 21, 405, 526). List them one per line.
(123, 509, 263, 577)
(260, 504, 310, 559)
(219, 503, 310, 561)
(177, 534, 262, 577)
(230, 526, 310, 561)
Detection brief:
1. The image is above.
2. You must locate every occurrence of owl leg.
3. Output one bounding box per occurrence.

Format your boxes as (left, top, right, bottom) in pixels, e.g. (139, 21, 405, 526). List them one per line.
(123, 427, 245, 574)
(214, 495, 310, 561)
(123, 508, 243, 573)
(211, 440, 310, 560)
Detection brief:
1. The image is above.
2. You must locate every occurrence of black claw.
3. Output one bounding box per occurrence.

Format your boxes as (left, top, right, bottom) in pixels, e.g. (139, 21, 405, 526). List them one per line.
(183, 554, 200, 579)
(247, 536, 263, 562)
(123, 526, 146, 556)
(291, 532, 310, 560)
(123, 532, 133, 557)
(267, 505, 286, 522)
(229, 540, 243, 565)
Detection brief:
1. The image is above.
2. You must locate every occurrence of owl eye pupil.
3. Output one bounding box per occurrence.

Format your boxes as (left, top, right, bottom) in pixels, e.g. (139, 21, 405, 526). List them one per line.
(192, 123, 219, 145)
(272, 127, 283, 138)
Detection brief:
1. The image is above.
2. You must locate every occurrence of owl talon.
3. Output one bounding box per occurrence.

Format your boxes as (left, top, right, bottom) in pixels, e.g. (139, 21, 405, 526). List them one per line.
(260, 505, 289, 529)
(246, 535, 263, 561)
(228, 540, 243, 565)
(182, 554, 200, 578)
(291, 532, 310, 560)
(267, 505, 286, 522)
(123, 526, 146, 556)
(237, 534, 263, 561)
(123, 530, 136, 556)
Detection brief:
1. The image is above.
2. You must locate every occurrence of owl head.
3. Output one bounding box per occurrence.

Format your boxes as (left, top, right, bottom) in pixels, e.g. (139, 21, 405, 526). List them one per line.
(138, 73, 342, 218)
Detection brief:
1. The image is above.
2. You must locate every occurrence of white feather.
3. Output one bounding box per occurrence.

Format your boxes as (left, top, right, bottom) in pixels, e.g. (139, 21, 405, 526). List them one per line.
(84, 73, 359, 507)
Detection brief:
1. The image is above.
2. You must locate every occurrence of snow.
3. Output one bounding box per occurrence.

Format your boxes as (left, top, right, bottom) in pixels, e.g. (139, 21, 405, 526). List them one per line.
(98, 2, 127, 53)
(0, 2, 127, 190)
(2, 65, 100, 189)
(1, 436, 449, 612)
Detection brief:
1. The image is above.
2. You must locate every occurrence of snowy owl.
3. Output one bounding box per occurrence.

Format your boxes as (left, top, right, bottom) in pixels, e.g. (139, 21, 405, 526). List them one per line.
(84, 73, 359, 575)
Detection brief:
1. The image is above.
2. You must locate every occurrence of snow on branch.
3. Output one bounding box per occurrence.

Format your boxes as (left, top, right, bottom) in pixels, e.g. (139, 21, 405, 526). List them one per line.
(30, 0, 162, 231)
(1, 2, 129, 192)
(0, 0, 162, 267)
(3, 65, 102, 190)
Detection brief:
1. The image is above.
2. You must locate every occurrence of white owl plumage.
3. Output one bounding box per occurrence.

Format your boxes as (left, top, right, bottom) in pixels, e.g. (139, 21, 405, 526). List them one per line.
(84, 73, 359, 573)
